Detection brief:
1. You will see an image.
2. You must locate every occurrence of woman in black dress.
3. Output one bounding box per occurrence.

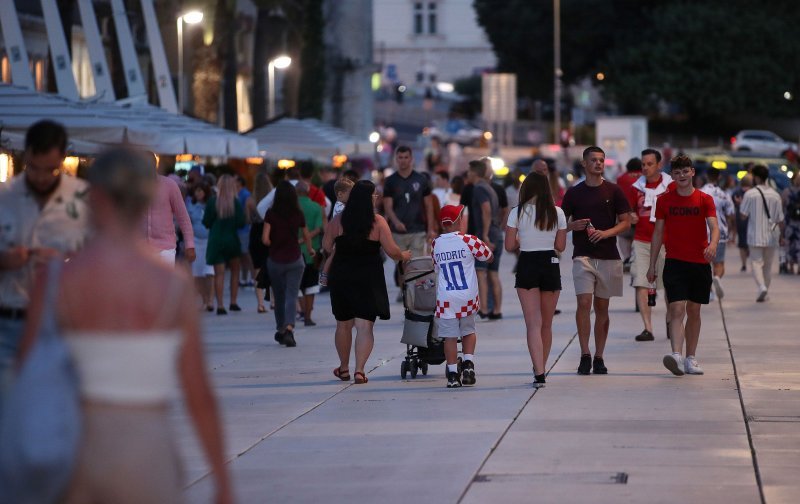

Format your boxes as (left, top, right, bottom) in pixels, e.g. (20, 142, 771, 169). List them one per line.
(323, 181, 411, 384)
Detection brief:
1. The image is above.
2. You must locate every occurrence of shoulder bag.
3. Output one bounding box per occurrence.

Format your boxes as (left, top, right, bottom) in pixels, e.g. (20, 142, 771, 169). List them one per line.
(0, 260, 82, 504)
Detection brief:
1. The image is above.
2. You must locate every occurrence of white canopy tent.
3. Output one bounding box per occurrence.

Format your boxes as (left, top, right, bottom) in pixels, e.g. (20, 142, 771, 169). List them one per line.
(0, 85, 258, 157)
(246, 118, 372, 163)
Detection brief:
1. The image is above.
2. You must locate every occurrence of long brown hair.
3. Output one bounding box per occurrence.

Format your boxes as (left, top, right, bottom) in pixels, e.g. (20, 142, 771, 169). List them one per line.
(216, 174, 236, 219)
(517, 172, 557, 231)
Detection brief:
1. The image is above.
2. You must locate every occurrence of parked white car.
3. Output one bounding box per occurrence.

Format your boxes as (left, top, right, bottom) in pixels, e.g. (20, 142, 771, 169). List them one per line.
(731, 130, 797, 157)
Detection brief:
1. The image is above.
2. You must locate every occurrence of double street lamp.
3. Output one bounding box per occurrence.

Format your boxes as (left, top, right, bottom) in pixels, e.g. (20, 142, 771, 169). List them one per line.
(268, 55, 292, 119)
(177, 10, 203, 114)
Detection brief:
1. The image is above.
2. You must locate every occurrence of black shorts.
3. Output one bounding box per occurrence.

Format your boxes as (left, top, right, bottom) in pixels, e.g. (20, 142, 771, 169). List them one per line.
(514, 250, 562, 291)
(300, 263, 319, 293)
(663, 258, 712, 304)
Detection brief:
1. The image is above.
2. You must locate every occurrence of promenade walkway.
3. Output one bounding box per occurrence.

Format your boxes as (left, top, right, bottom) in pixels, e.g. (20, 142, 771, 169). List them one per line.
(177, 247, 799, 503)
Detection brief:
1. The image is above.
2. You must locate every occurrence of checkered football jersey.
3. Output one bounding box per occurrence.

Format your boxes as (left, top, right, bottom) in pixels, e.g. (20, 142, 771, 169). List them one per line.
(431, 232, 493, 319)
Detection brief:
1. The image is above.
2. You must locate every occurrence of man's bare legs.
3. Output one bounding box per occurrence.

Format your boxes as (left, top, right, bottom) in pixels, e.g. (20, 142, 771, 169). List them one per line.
(635, 287, 653, 333)
(575, 293, 593, 355)
(488, 270, 502, 315)
(684, 302, 702, 357)
(592, 296, 610, 358)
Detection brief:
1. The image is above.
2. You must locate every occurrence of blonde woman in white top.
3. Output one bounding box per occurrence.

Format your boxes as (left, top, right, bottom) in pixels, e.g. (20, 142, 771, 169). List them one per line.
(505, 173, 567, 388)
(20, 149, 232, 504)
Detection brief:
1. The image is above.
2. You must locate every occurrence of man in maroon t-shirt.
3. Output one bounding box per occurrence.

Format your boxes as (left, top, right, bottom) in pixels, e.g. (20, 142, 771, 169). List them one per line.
(647, 155, 719, 377)
(562, 146, 631, 375)
(628, 149, 675, 342)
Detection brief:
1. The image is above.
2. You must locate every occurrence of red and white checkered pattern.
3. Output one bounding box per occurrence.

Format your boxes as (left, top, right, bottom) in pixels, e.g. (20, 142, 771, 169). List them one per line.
(432, 232, 491, 319)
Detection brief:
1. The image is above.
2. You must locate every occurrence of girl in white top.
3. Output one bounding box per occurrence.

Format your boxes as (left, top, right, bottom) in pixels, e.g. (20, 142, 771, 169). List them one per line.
(20, 149, 232, 504)
(504, 172, 567, 388)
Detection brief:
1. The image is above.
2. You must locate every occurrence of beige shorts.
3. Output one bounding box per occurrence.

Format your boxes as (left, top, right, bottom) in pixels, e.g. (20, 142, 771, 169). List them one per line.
(392, 232, 428, 258)
(632, 240, 665, 289)
(572, 257, 623, 298)
(436, 314, 477, 338)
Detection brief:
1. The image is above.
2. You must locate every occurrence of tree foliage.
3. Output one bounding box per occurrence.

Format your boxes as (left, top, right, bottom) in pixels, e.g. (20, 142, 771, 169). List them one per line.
(473, 0, 800, 119)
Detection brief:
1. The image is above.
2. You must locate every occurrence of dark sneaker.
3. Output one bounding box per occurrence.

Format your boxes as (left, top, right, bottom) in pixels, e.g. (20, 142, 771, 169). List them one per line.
(592, 357, 608, 374)
(635, 330, 654, 342)
(488, 312, 503, 320)
(216, 307, 227, 316)
(447, 371, 462, 388)
(283, 330, 297, 347)
(577, 354, 592, 375)
(461, 360, 476, 385)
(274, 331, 285, 345)
(229, 304, 242, 312)
(533, 373, 546, 389)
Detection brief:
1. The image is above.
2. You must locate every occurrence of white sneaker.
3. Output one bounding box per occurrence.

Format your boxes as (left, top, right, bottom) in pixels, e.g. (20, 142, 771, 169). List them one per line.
(684, 356, 704, 375)
(663, 353, 685, 376)
(712, 276, 724, 299)
(756, 287, 768, 302)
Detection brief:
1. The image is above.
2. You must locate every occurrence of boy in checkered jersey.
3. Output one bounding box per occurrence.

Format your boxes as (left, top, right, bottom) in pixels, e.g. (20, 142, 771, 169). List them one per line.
(432, 205, 494, 388)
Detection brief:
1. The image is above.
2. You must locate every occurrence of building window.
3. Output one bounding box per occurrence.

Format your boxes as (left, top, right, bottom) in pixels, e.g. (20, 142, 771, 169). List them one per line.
(413, 3, 424, 34)
(413, 2, 438, 35)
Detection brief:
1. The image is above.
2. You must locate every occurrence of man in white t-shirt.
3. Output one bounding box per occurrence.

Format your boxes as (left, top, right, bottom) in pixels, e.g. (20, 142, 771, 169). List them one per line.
(739, 165, 785, 302)
(431, 205, 493, 388)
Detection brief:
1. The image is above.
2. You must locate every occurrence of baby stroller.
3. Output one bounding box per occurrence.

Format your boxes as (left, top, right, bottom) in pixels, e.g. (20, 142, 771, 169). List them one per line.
(399, 257, 444, 379)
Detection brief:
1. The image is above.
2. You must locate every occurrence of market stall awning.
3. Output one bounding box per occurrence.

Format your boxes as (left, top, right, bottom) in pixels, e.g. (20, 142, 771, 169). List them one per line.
(245, 118, 372, 162)
(0, 84, 258, 157)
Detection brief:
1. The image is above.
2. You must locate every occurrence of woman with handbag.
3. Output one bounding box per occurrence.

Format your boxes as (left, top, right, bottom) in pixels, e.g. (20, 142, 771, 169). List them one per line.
(17, 149, 232, 504)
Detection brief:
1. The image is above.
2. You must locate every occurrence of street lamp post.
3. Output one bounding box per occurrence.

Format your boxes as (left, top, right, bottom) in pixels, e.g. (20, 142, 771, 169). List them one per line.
(177, 10, 203, 114)
(553, 0, 562, 146)
(268, 55, 292, 119)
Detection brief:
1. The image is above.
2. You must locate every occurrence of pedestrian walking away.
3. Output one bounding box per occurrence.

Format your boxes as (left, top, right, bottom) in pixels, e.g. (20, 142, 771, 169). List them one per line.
(782, 173, 800, 274)
(15, 148, 232, 503)
(432, 205, 493, 388)
(627, 149, 674, 342)
(262, 181, 315, 347)
(739, 165, 786, 302)
(561, 146, 632, 375)
(296, 181, 324, 326)
(247, 173, 273, 313)
(616, 157, 643, 268)
(203, 175, 246, 315)
(700, 168, 736, 299)
(505, 172, 567, 388)
(0, 121, 90, 406)
(144, 166, 195, 266)
(647, 155, 719, 377)
(466, 159, 505, 320)
(732, 173, 753, 272)
(324, 181, 411, 385)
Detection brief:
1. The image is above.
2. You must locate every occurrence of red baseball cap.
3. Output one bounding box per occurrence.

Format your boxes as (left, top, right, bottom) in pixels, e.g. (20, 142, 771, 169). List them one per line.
(440, 204, 465, 226)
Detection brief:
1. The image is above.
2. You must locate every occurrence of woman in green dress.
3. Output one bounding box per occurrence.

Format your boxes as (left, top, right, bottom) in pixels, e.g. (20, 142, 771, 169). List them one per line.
(204, 174, 246, 315)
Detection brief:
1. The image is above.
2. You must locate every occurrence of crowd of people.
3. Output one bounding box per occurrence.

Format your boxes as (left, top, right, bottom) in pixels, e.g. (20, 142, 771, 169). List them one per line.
(0, 119, 797, 499)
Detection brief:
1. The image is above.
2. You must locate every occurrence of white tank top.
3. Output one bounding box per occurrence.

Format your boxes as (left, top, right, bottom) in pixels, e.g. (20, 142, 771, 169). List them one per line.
(65, 331, 182, 405)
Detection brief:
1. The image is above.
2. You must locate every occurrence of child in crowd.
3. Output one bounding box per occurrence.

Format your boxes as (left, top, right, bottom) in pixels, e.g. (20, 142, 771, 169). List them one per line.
(431, 205, 494, 388)
(319, 177, 355, 286)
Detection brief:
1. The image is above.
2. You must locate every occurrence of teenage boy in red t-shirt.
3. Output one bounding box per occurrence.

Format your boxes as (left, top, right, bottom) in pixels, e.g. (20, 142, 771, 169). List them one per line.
(647, 155, 719, 376)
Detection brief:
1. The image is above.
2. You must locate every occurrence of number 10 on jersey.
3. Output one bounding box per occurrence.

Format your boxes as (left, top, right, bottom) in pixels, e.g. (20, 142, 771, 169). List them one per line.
(441, 261, 468, 291)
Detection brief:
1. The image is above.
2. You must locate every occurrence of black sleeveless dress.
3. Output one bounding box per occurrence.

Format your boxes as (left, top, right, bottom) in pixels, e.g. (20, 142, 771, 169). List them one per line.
(329, 234, 390, 322)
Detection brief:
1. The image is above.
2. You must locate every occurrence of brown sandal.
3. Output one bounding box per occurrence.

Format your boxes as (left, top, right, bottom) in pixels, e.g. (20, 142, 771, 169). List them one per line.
(333, 367, 350, 381)
(353, 371, 368, 384)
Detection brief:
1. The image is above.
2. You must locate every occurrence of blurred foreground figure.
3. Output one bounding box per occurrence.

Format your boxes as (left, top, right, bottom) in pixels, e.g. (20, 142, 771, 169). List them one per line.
(0, 120, 90, 402)
(19, 148, 232, 503)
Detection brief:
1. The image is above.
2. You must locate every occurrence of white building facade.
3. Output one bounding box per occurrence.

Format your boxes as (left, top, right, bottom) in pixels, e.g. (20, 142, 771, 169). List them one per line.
(373, 0, 496, 88)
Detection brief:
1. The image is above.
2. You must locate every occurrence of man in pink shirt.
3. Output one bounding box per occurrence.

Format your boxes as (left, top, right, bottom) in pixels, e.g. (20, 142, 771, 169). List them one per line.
(145, 175, 195, 265)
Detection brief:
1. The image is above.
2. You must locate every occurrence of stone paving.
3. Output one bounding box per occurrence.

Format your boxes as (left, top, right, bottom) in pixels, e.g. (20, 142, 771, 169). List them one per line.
(174, 246, 799, 503)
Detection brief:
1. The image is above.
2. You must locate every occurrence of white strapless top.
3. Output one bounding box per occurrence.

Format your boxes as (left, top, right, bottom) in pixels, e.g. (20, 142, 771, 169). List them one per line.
(65, 331, 182, 405)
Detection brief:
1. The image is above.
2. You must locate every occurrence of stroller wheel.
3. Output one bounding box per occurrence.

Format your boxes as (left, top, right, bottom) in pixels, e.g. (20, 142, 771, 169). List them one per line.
(410, 359, 419, 378)
(400, 360, 409, 379)
(421, 362, 429, 376)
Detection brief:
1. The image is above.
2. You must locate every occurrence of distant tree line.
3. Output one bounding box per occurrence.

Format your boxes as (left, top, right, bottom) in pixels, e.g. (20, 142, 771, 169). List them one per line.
(473, 0, 800, 120)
